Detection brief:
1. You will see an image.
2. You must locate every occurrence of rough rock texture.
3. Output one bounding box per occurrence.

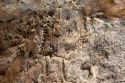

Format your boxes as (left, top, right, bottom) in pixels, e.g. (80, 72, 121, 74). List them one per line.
(0, 0, 125, 83)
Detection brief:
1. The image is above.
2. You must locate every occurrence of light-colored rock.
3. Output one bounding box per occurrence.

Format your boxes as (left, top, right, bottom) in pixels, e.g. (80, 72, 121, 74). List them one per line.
(0, 0, 125, 83)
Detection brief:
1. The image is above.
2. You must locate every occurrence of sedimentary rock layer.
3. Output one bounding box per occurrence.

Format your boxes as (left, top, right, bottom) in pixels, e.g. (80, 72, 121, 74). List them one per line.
(0, 0, 125, 83)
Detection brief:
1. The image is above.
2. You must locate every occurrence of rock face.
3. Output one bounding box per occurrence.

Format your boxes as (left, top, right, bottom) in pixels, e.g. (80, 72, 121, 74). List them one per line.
(0, 0, 125, 83)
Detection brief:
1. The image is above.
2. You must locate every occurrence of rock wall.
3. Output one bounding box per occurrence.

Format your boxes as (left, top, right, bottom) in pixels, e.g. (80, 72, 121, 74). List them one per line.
(0, 0, 125, 83)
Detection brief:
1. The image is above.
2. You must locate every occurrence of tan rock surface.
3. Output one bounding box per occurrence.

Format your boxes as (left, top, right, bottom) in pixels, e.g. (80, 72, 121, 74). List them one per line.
(0, 0, 125, 83)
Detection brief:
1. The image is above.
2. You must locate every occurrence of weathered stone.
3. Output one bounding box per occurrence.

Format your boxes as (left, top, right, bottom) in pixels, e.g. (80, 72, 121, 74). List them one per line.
(0, 0, 125, 83)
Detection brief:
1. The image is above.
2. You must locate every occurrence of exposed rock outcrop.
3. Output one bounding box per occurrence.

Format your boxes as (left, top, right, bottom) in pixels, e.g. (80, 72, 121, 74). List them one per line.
(0, 0, 125, 83)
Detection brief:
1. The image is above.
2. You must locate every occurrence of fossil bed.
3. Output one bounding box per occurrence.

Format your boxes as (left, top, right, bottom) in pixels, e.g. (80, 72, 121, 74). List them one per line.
(0, 0, 125, 83)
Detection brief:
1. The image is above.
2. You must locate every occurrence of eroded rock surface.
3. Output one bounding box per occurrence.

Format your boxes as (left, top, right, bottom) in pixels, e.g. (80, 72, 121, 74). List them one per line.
(0, 0, 125, 83)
